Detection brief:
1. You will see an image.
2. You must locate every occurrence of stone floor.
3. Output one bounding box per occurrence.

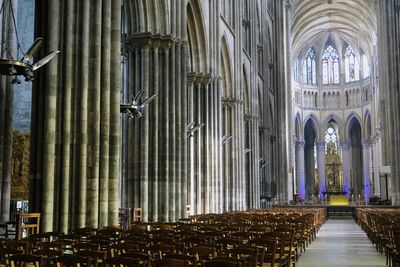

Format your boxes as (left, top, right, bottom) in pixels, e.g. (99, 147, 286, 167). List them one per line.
(297, 218, 386, 267)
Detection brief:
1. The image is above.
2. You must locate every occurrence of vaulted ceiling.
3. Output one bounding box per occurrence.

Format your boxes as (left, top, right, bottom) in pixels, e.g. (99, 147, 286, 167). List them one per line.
(290, 0, 377, 59)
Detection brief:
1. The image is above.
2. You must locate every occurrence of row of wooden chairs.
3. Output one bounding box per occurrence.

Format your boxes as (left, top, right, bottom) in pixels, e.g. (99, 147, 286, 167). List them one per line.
(354, 208, 400, 267)
(1, 208, 326, 266)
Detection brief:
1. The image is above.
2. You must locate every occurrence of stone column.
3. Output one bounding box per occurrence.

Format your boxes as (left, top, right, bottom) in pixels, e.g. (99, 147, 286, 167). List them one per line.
(340, 140, 351, 196)
(362, 139, 372, 199)
(316, 141, 326, 200)
(295, 140, 305, 199)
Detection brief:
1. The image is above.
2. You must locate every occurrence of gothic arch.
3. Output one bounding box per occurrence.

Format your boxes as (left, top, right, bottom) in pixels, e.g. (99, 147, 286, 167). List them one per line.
(187, 0, 208, 72)
(322, 114, 343, 139)
(220, 35, 233, 97)
(303, 114, 320, 140)
(243, 64, 251, 114)
(294, 113, 302, 139)
(364, 111, 372, 139)
(345, 112, 363, 140)
(123, 0, 168, 34)
(257, 83, 263, 120)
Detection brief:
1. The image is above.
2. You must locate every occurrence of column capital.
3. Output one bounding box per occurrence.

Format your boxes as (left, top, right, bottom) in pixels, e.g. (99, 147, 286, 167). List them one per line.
(361, 138, 372, 148)
(187, 72, 197, 85)
(340, 140, 351, 151)
(295, 140, 305, 150)
(315, 141, 326, 151)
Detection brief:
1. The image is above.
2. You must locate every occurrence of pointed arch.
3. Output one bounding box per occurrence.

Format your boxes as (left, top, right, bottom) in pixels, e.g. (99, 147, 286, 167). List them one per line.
(124, 0, 168, 34)
(364, 110, 372, 138)
(220, 35, 233, 98)
(187, 0, 208, 72)
(258, 82, 263, 123)
(243, 64, 251, 114)
(303, 114, 320, 140)
(294, 113, 302, 139)
(322, 114, 343, 139)
(345, 112, 362, 140)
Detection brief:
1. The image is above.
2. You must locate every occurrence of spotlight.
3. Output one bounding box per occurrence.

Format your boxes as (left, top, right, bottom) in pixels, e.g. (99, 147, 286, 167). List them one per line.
(11, 76, 21, 84)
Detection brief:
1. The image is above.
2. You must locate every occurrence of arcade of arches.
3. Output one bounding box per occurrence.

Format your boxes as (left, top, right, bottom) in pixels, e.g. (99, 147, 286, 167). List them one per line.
(0, 0, 400, 234)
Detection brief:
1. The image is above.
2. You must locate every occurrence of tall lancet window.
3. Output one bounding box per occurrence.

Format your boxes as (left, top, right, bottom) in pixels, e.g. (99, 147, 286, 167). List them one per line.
(322, 45, 339, 84)
(302, 48, 316, 84)
(325, 126, 338, 151)
(344, 45, 360, 82)
(362, 54, 370, 78)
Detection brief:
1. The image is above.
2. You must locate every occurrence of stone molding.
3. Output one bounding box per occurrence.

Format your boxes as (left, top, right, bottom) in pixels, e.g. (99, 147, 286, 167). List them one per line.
(244, 114, 259, 120)
(222, 97, 242, 105)
(295, 140, 305, 149)
(186, 72, 217, 86)
(315, 141, 326, 151)
(361, 138, 372, 149)
(124, 32, 176, 51)
(340, 140, 351, 151)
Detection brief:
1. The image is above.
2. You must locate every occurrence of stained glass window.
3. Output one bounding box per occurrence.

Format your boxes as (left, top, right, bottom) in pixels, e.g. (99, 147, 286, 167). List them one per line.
(344, 45, 360, 82)
(325, 126, 338, 151)
(322, 45, 339, 84)
(303, 48, 316, 84)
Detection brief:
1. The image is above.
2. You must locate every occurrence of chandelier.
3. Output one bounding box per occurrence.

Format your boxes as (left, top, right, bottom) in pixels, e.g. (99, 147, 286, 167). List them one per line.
(0, 0, 59, 84)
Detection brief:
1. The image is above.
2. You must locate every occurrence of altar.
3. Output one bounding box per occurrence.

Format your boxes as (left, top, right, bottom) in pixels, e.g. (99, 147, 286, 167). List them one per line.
(329, 195, 349, 205)
(325, 142, 343, 192)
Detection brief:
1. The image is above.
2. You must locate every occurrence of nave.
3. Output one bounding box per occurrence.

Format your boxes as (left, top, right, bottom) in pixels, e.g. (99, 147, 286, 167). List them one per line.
(297, 219, 386, 267)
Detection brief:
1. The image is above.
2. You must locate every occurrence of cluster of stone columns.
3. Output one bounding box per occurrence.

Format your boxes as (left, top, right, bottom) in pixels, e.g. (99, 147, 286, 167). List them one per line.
(186, 73, 224, 215)
(378, 0, 400, 205)
(316, 141, 326, 199)
(0, 0, 16, 222)
(29, 0, 121, 233)
(120, 33, 188, 222)
(340, 140, 351, 196)
(361, 139, 372, 198)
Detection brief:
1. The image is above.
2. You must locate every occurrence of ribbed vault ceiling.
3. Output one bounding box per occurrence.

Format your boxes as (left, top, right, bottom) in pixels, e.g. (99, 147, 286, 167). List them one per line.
(290, 0, 377, 59)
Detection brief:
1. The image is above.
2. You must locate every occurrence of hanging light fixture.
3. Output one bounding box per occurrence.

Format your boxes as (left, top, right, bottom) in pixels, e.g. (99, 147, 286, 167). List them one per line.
(0, 0, 60, 83)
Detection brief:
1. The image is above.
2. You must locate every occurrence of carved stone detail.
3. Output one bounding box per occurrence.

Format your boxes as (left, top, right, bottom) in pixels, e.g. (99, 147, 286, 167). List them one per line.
(295, 140, 305, 149)
(340, 140, 351, 151)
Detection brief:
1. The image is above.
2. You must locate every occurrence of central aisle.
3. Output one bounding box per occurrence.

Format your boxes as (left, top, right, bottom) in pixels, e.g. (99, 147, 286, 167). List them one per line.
(297, 218, 386, 267)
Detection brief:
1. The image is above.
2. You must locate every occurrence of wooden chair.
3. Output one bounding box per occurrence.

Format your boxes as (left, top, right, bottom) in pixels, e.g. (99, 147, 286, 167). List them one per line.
(56, 254, 91, 267)
(109, 242, 139, 257)
(0, 248, 23, 266)
(37, 241, 64, 253)
(120, 252, 151, 267)
(72, 243, 100, 253)
(9, 254, 42, 267)
(105, 256, 140, 267)
(75, 250, 106, 267)
(148, 244, 175, 260)
(35, 249, 63, 267)
(203, 258, 242, 267)
(217, 237, 241, 252)
(15, 213, 41, 240)
(187, 245, 217, 265)
(227, 246, 258, 267)
(153, 258, 189, 267)
(42, 232, 64, 242)
(3, 240, 30, 253)
(164, 254, 197, 266)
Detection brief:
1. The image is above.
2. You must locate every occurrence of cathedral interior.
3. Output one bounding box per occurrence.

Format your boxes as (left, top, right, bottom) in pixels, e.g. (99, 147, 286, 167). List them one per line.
(1, 1, 400, 264)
